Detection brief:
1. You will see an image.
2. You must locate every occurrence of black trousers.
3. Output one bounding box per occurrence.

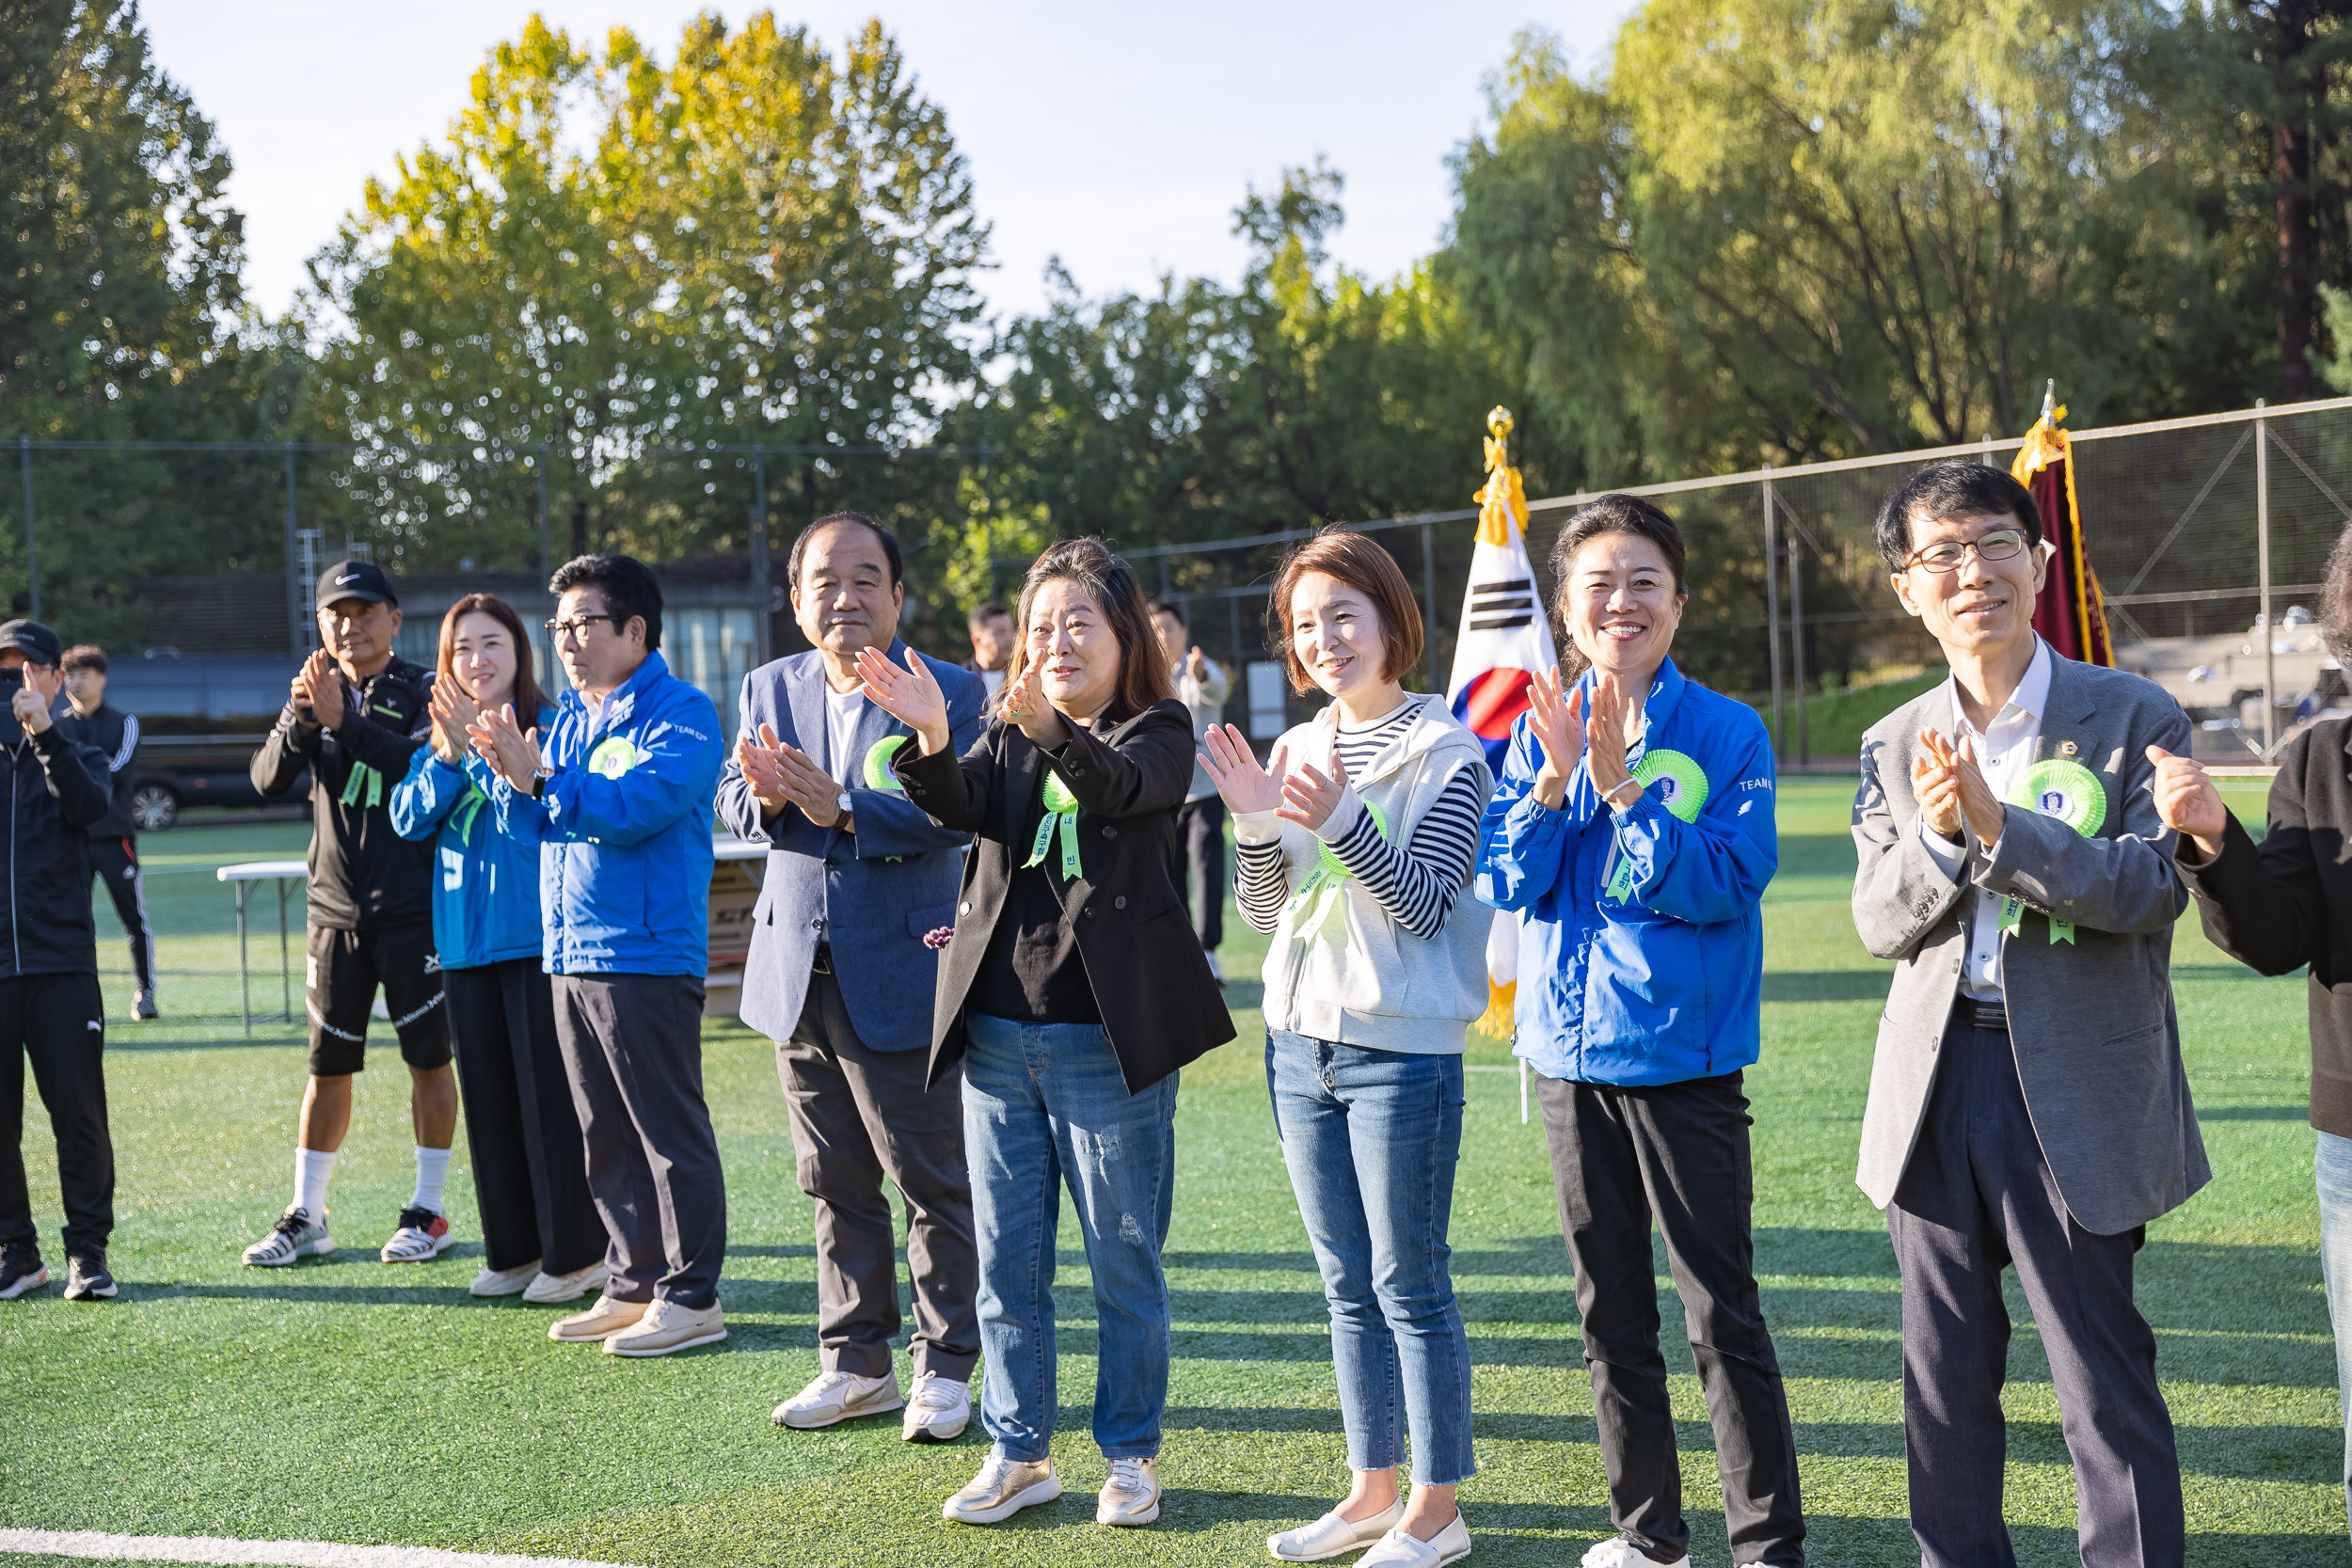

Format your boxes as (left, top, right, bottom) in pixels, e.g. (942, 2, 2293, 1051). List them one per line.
(550, 972, 726, 1311)
(445, 958, 604, 1275)
(88, 837, 154, 993)
(1534, 1069, 1805, 1568)
(779, 965, 979, 1380)
(1173, 796, 1227, 952)
(0, 972, 111, 1258)
(1889, 1014, 2185, 1568)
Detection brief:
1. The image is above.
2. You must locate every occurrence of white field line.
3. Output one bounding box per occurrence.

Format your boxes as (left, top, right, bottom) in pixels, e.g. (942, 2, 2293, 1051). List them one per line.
(0, 1530, 644, 1568)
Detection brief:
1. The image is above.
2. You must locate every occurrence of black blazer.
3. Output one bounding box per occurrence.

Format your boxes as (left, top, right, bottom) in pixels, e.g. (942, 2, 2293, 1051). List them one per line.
(895, 697, 1234, 1093)
(2180, 716, 2352, 1138)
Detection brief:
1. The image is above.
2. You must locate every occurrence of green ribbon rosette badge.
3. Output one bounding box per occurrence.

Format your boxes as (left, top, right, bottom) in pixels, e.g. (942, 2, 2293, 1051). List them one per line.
(588, 735, 641, 779)
(1024, 769, 1084, 879)
(863, 735, 907, 792)
(451, 781, 487, 841)
(338, 762, 383, 809)
(1280, 801, 1391, 940)
(1997, 755, 2106, 944)
(1602, 749, 1708, 902)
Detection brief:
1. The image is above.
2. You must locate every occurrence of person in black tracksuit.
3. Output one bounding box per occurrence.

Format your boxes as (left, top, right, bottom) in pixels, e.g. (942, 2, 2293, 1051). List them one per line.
(56, 645, 158, 1020)
(239, 562, 457, 1271)
(0, 620, 120, 1303)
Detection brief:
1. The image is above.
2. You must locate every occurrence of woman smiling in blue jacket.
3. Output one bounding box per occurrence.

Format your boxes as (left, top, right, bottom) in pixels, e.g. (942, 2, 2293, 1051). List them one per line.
(1477, 496, 1804, 1568)
(390, 594, 604, 1307)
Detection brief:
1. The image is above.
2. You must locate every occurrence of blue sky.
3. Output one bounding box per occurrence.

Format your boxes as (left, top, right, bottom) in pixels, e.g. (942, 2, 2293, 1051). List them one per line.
(140, 1, 1641, 323)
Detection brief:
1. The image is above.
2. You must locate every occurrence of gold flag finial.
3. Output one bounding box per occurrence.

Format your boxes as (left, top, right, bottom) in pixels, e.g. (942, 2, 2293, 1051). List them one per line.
(1475, 406, 1526, 547)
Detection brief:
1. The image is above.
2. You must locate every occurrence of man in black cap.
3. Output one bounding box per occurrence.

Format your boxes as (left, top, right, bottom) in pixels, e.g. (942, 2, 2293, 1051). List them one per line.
(56, 644, 160, 1021)
(0, 620, 120, 1301)
(241, 562, 456, 1270)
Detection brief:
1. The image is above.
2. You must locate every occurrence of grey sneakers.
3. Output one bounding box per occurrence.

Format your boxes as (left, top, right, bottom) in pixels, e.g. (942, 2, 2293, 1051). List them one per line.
(772, 1369, 904, 1430)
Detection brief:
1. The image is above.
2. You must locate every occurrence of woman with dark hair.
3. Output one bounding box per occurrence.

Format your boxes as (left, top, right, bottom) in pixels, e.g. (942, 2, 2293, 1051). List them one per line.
(1476, 497, 1805, 1568)
(389, 593, 604, 1306)
(1204, 527, 1491, 1568)
(857, 537, 1233, 1531)
(2153, 519, 2352, 1538)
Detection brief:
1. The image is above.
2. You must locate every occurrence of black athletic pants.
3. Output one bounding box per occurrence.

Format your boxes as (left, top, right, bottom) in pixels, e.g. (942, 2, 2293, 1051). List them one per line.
(445, 958, 604, 1276)
(1534, 1069, 1806, 1567)
(1173, 796, 1227, 953)
(0, 972, 112, 1259)
(88, 837, 155, 993)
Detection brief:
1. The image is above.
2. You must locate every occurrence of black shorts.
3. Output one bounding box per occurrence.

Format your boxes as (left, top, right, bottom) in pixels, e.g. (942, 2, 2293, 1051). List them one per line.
(306, 922, 451, 1076)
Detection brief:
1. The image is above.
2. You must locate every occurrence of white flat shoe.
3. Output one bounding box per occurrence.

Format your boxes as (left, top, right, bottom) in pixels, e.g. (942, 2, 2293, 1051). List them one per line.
(470, 1259, 541, 1297)
(523, 1259, 609, 1305)
(1269, 1499, 1406, 1561)
(1359, 1513, 1471, 1568)
(1581, 1540, 1683, 1568)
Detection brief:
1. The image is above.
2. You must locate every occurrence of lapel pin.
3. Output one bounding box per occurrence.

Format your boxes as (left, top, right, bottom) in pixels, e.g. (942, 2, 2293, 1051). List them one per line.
(2058, 740, 2078, 757)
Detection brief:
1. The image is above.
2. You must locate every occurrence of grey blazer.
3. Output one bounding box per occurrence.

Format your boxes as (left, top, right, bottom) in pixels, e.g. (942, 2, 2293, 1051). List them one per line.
(1851, 656, 2209, 1235)
(715, 642, 986, 1052)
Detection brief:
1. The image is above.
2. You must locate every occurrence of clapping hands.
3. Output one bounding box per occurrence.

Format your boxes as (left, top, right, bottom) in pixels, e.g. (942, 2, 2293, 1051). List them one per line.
(427, 675, 480, 764)
(1915, 728, 2005, 849)
(736, 722, 846, 829)
(1197, 723, 1348, 831)
(466, 703, 542, 793)
(853, 644, 950, 754)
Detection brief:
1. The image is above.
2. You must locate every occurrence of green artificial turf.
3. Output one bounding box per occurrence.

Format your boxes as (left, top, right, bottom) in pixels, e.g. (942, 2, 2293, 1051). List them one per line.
(0, 781, 2342, 1564)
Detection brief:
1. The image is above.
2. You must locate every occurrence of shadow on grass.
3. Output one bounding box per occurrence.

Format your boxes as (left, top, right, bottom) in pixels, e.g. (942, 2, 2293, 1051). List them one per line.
(1762, 971, 1891, 1004)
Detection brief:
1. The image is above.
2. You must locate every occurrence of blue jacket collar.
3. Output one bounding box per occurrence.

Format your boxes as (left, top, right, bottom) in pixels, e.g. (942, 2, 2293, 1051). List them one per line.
(563, 649, 671, 736)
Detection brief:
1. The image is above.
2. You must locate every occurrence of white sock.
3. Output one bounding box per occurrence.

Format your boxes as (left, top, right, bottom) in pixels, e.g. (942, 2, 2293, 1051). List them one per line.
(294, 1148, 337, 1220)
(411, 1146, 452, 1215)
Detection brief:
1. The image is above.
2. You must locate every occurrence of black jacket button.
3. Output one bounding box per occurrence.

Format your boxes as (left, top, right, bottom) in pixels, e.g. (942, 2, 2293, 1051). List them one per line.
(1114, 895, 1127, 910)
(1102, 824, 1118, 839)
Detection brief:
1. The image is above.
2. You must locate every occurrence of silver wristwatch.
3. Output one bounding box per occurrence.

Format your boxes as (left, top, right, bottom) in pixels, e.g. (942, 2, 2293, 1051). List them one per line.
(834, 790, 853, 820)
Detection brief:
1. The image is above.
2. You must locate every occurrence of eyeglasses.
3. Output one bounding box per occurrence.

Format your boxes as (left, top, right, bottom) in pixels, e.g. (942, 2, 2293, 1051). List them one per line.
(1905, 528, 2029, 575)
(543, 613, 619, 642)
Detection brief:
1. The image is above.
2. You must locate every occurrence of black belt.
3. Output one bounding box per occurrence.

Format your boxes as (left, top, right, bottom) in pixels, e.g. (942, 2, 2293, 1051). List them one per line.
(1954, 996, 2008, 1034)
(811, 942, 834, 976)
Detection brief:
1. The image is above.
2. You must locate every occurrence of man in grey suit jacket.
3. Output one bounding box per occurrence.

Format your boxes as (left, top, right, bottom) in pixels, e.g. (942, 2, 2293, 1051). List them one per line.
(719, 511, 987, 1443)
(1851, 461, 2206, 1568)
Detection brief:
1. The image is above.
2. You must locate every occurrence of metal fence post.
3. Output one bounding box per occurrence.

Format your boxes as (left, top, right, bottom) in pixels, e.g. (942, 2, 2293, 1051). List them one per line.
(1788, 532, 1807, 769)
(281, 439, 301, 655)
(16, 436, 34, 621)
(749, 445, 771, 669)
(2257, 398, 2275, 756)
(1761, 467, 1782, 757)
(1421, 515, 1438, 691)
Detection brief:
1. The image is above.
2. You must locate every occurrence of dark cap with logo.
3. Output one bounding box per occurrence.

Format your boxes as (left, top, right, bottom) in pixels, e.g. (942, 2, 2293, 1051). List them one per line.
(0, 620, 63, 666)
(316, 561, 397, 609)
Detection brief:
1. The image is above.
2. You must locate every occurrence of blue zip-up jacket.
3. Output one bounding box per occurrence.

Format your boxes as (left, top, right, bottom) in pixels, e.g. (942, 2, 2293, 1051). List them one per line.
(1476, 658, 1777, 1085)
(485, 651, 723, 976)
(388, 705, 557, 971)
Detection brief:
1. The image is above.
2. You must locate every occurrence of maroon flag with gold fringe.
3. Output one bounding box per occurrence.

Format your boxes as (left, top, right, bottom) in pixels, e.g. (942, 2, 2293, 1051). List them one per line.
(2009, 394, 2113, 666)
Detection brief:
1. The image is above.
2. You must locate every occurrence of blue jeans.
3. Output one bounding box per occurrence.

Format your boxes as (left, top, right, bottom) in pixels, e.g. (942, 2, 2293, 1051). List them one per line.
(1266, 1029, 1476, 1485)
(2318, 1129, 2352, 1530)
(963, 1012, 1178, 1463)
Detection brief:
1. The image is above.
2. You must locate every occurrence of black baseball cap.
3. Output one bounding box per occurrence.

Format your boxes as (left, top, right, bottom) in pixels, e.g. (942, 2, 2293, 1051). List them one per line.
(0, 620, 62, 666)
(317, 561, 396, 609)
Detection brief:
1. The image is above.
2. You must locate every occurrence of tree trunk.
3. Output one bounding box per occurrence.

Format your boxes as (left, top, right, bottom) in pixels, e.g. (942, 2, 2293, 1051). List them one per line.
(2277, 97, 2317, 400)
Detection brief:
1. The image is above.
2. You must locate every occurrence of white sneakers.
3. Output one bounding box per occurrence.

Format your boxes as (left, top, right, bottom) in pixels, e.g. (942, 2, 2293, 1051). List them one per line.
(1095, 1456, 1160, 1526)
(603, 1297, 725, 1356)
(470, 1259, 541, 1297)
(773, 1369, 905, 1430)
(1581, 1541, 1685, 1568)
(900, 1371, 971, 1442)
(523, 1260, 609, 1305)
(1269, 1499, 1405, 1561)
(943, 1452, 1062, 1525)
(242, 1206, 332, 1267)
(1356, 1514, 1471, 1568)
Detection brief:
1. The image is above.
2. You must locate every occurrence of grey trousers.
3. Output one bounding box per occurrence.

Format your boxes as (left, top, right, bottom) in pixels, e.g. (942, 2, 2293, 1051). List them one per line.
(551, 973, 726, 1311)
(780, 966, 978, 1380)
(1889, 1012, 2185, 1568)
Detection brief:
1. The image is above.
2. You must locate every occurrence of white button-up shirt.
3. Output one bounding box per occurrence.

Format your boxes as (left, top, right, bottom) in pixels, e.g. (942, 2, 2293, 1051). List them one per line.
(1917, 638, 2053, 1002)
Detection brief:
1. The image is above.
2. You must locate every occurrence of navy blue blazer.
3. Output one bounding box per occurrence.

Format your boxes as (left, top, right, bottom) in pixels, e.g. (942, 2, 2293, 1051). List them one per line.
(716, 641, 986, 1051)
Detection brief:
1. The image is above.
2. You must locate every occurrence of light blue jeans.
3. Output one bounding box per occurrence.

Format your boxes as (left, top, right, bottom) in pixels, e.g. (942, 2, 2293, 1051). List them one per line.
(2318, 1129, 2352, 1530)
(962, 1012, 1178, 1463)
(1266, 1028, 1476, 1485)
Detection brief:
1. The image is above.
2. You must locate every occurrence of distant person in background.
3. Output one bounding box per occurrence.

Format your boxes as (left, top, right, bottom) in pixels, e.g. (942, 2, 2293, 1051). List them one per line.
(0, 620, 119, 1302)
(723, 512, 986, 1442)
(390, 593, 605, 1307)
(864, 538, 1233, 1531)
(1151, 600, 1231, 978)
(965, 600, 1015, 701)
(242, 562, 454, 1273)
(471, 553, 729, 1358)
(56, 645, 158, 1021)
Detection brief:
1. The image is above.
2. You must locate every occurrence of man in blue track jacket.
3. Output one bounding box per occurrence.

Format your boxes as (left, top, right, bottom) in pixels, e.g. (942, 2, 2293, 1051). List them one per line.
(722, 512, 986, 1441)
(471, 554, 728, 1358)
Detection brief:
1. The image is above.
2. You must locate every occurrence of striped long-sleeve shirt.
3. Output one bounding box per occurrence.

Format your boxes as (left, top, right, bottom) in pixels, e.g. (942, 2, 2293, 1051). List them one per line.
(1234, 700, 1486, 941)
